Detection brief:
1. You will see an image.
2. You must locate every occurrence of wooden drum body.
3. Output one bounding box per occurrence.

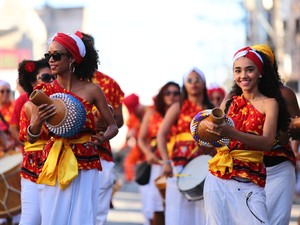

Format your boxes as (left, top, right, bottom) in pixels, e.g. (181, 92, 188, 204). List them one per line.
(0, 153, 22, 218)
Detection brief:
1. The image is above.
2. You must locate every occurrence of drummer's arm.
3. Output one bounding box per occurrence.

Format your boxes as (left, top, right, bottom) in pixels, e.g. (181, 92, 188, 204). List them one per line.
(137, 109, 159, 164)
(157, 103, 180, 177)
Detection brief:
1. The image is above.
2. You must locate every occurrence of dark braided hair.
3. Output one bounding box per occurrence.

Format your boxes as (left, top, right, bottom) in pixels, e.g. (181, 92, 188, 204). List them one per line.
(225, 50, 290, 132)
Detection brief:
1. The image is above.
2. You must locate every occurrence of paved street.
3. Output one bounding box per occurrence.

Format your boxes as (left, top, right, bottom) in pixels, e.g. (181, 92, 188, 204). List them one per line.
(106, 179, 300, 225)
(107, 181, 144, 225)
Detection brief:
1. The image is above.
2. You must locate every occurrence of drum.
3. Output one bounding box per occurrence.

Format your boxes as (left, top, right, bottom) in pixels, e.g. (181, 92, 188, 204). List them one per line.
(0, 152, 22, 218)
(154, 175, 167, 201)
(177, 155, 212, 201)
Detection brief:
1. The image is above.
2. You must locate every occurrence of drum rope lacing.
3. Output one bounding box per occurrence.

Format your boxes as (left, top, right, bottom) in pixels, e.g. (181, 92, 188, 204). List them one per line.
(0, 173, 21, 218)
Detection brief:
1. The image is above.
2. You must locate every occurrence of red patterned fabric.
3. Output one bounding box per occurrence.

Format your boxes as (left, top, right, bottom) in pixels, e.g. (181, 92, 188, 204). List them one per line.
(19, 107, 49, 182)
(147, 110, 177, 160)
(92, 71, 124, 162)
(36, 80, 101, 171)
(10, 92, 29, 126)
(171, 100, 203, 166)
(0, 101, 14, 131)
(210, 95, 267, 187)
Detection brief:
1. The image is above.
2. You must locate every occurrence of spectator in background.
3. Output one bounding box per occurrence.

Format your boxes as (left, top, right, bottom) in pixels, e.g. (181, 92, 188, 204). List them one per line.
(0, 80, 16, 152)
(123, 93, 148, 182)
(207, 83, 226, 107)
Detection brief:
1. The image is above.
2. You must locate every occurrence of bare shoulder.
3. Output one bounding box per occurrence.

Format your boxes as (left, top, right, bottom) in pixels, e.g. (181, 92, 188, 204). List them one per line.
(281, 85, 297, 99)
(263, 97, 278, 113)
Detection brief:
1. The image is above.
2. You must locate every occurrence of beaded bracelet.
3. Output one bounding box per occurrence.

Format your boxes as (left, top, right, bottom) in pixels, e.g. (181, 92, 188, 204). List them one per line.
(27, 125, 41, 138)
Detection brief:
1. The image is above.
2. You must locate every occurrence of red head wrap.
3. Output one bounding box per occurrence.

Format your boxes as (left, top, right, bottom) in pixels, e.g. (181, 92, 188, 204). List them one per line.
(52, 32, 86, 64)
(123, 94, 140, 114)
(233, 46, 264, 75)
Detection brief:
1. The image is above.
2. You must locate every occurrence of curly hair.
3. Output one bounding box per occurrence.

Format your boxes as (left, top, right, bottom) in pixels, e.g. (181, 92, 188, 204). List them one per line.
(154, 81, 180, 117)
(72, 32, 99, 81)
(225, 50, 290, 132)
(18, 58, 50, 94)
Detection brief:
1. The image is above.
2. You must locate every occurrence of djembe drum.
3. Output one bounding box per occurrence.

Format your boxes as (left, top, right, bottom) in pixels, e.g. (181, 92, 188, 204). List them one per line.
(0, 152, 22, 218)
(29, 90, 86, 138)
(190, 107, 234, 148)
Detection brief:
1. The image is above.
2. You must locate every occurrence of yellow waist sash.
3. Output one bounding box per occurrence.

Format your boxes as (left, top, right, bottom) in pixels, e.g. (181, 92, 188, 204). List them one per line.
(208, 146, 263, 175)
(175, 132, 194, 142)
(36, 135, 91, 190)
(24, 140, 47, 152)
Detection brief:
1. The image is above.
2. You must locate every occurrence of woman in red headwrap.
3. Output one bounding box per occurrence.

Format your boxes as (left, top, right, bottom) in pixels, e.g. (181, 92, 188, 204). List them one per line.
(24, 31, 118, 225)
(201, 47, 290, 224)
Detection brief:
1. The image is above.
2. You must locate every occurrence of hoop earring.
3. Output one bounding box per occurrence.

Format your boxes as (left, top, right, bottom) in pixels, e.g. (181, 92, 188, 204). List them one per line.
(69, 62, 75, 73)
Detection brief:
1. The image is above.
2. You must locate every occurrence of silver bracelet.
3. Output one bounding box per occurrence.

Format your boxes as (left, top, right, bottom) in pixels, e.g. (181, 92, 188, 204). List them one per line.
(27, 125, 41, 138)
(162, 159, 172, 165)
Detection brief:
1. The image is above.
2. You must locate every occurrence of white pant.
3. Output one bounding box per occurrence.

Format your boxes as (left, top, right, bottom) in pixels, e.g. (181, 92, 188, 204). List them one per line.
(96, 160, 115, 225)
(19, 178, 41, 225)
(38, 169, 100, 225)
(204, 172, 269, 225)
(265, 161, 295, 225)
(165, 165, 205, 225)
(138, 164, 164, 222)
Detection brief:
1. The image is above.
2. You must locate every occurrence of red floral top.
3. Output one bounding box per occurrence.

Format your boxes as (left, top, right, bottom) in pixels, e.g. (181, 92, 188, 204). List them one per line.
(210, 95, 267, 187)
(92, 71, 124, 162)
(36, 80, 101, 171)
(171, 100, 203, 166)
(19, 107, 49, 182)
(147, 109, 177, 160)
(0, 101, 14, 131)
(10, 92, 29, 127)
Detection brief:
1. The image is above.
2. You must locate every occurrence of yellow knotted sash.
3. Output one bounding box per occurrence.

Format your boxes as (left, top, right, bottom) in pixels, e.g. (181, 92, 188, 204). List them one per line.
(208, 146, 263, 175)
(36, 135, 91, 190)
(24, 140, 47, 152)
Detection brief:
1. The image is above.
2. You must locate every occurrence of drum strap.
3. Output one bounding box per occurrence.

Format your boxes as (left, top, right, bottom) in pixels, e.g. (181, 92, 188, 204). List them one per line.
(208, 146, 263, 175)
(36, 135, 91, 190)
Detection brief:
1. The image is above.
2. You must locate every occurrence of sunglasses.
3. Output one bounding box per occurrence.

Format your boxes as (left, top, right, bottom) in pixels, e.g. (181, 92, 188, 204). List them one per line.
(187, 77, 202, 84)
(164, 90, 180, 96)
(37, 74, 56, 83)
(44, 52, 69, 61)
(0, 89, 10, 94)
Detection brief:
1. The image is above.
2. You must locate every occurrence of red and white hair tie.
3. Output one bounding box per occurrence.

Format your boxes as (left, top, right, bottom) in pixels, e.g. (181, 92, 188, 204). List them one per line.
(232, 46, 263, 75)
(51, 32, 86, 64)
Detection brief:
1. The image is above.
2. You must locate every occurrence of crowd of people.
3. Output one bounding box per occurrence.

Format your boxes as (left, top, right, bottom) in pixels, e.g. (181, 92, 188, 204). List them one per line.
(0, 30, 299, 225)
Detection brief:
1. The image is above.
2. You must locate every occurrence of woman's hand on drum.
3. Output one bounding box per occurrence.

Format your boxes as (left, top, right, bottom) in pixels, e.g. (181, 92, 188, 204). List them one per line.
(162, 162, 173, 177)
(85, 131, 106, 147)
(35, 104, 57, 125)
(202, 120, 231, 137)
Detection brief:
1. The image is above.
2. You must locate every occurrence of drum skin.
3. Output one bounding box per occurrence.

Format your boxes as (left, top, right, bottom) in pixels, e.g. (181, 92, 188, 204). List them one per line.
(0, 153, 22, 218)
(177, 155, 212, 201)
